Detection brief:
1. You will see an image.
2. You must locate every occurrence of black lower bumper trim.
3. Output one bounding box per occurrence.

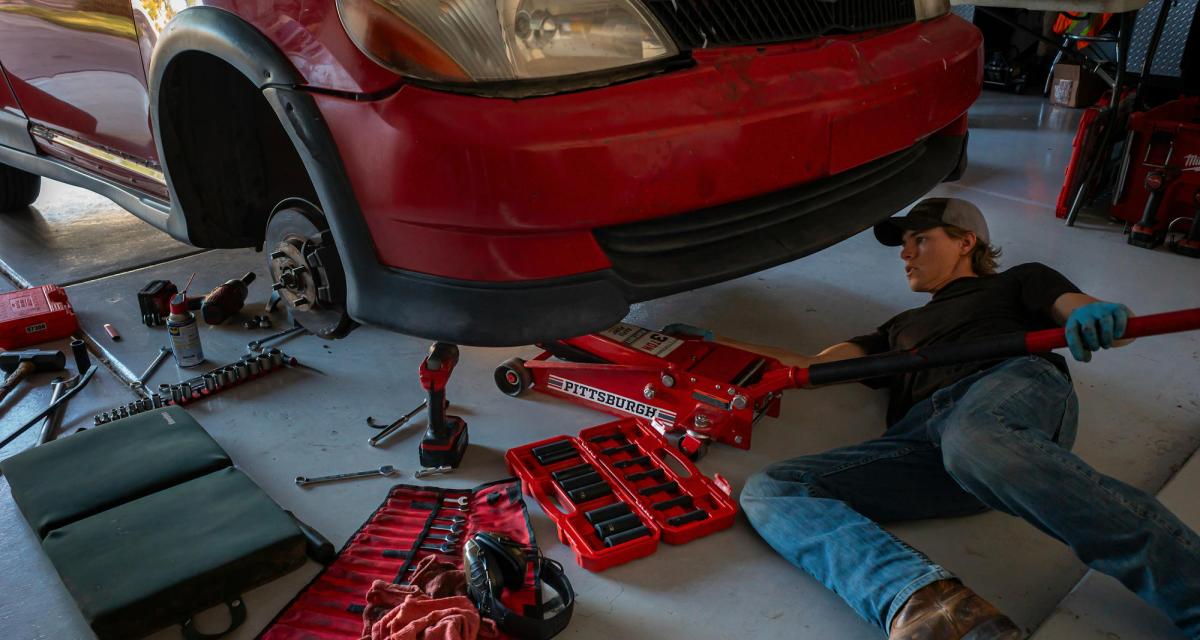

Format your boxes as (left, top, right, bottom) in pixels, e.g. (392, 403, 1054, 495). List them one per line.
(344, 134, 965, 346)
(595, 134, 967, 300)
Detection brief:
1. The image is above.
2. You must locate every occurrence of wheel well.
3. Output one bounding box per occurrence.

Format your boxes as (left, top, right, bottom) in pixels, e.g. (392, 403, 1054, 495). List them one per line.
(157, 51, 318, 248)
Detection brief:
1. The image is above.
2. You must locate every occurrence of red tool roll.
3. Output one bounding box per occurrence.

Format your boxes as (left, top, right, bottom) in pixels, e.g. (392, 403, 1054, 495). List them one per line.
(260, 479, 538, 640)
(507, 417, 737, 572)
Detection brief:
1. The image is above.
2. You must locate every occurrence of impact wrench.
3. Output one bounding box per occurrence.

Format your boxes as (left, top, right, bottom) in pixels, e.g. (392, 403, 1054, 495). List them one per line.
(418, 342, 469, 469)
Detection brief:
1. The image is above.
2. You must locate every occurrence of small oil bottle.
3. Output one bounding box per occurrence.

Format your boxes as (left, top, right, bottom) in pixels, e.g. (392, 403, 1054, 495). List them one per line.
(167, 292, 205, 367)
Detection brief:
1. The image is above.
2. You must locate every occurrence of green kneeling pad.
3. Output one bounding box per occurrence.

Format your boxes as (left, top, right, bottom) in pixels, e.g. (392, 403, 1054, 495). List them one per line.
(0, 405, 230, 537)
(0, 407, 312, 639)
(43, 467, 307, 640)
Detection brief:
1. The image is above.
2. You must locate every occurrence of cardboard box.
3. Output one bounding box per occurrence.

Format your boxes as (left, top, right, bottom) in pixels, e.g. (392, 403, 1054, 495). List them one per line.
(1050, 63, 1107, 108)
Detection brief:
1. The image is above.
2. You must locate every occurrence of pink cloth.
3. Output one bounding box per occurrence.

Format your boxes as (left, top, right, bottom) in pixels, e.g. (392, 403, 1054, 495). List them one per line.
(361, 556, 499, 640)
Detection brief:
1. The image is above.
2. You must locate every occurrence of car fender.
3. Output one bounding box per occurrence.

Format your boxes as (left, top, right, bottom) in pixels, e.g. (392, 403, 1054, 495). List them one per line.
(148, 6, 378, 329)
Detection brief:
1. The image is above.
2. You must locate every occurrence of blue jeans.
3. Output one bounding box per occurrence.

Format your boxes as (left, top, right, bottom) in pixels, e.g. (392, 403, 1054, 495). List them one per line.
(741, 357, 1200, 637)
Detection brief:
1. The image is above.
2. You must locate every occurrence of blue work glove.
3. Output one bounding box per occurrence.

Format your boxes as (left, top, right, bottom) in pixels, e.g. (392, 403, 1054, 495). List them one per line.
(661, 323, 714, 341)
(1064, 302, 1131, 363)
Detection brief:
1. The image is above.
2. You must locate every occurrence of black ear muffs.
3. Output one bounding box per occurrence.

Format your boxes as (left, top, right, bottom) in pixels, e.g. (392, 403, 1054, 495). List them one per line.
(471, 532, 526, 589)
(465, 531, 574, 640)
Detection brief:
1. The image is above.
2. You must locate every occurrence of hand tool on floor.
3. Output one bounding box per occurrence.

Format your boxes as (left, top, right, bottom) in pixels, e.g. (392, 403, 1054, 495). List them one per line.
(130, 346, 172, 391)
(503, 308, 1200, 460)
(418, 342, 468, 469)
(295, 465, 399, 487)
(70, 339, 90, 373)
(0, 364, 97, 451)
(201, 272, 256, 325)
(248, 324, 307, 352)
(367, 399, 427, 447)
(0, 350, 66, 404)
(37, 376, 77, 445)
(414, 466, 452, 479)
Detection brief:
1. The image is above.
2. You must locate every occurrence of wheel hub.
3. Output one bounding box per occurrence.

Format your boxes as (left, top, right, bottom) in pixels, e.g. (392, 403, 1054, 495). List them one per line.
(265, 204, 354, 339)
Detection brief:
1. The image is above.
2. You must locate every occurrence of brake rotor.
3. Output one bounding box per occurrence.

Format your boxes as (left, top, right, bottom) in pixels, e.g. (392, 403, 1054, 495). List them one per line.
(265, 204, 354, 339)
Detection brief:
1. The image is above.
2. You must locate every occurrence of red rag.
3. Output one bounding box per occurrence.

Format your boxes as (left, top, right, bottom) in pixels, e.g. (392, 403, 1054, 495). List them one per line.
(360, 556, 499, 640)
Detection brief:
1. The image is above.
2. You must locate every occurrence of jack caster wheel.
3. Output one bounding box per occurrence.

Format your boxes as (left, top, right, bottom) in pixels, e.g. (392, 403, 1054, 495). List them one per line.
(494, 357, 532, 397)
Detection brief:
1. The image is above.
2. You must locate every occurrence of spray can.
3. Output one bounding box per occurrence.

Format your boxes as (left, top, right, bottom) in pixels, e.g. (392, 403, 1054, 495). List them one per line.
(167, 293, 205, 367)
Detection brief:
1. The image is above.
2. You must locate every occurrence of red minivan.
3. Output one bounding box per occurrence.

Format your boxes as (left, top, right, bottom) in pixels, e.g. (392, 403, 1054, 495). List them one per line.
(0, 0, 981, 345)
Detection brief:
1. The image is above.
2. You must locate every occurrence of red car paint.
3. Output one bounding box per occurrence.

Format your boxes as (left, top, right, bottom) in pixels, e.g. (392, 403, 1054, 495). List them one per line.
(0, 3, 983, 344)
(319, 16, 981, 282)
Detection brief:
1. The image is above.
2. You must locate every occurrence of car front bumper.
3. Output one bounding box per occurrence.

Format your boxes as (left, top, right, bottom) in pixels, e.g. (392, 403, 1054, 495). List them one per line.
(307, 14, 981, 345)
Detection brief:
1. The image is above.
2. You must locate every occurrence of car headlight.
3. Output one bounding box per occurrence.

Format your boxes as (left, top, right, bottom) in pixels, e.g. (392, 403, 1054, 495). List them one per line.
(337, 0, 678, 85)
(914, 0, 951, 20)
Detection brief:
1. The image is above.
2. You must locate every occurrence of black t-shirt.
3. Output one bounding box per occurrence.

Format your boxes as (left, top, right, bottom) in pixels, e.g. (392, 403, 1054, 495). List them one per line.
(847, 262, 1081, 426)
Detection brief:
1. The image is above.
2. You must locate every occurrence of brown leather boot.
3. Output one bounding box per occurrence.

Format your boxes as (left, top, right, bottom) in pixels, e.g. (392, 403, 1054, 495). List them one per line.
(889, 579, 1023, 640)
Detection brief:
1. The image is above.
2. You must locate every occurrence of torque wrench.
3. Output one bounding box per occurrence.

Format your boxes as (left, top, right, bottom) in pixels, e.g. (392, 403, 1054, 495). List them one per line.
(295, 465, 399, 487)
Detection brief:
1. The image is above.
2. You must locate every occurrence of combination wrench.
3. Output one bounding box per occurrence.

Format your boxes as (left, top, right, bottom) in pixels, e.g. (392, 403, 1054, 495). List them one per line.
(296, 464, 399, 487)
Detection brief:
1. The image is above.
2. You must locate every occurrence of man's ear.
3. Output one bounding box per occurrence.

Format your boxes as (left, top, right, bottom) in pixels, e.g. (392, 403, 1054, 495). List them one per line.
(959, 232, 977, 256)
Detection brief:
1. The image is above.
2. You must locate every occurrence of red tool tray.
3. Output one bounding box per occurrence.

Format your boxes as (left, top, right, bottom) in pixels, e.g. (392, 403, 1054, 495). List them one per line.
(260, 479, 537, 640)
(507, 417, 737, 572)
(0, 285, 78, 349)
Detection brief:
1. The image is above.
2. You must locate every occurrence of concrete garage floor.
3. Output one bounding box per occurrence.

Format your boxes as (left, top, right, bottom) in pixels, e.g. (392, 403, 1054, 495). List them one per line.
(1, 91, 1198, 640)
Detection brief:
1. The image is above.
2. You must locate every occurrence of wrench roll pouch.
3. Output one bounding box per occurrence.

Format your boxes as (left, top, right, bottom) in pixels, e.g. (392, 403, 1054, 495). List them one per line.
(506, 417, 737, 572)
(0, 405, 229, 537)
(262, 478, 549, 640)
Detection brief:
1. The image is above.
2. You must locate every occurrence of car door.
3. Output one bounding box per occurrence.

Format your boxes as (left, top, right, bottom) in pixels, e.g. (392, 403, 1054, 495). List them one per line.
(0, 0, 161, 192)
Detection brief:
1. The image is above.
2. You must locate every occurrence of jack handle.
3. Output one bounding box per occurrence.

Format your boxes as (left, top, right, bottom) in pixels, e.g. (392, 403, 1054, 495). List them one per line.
(748, 307, 1200, 395)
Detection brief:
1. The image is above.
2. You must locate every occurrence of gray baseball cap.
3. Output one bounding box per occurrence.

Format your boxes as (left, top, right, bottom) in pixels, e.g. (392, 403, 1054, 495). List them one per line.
(873, 197, 991, 247)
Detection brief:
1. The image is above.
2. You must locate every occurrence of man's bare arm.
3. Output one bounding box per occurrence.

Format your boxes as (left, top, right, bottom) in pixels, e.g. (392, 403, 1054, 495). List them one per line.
(1050, 292, 1102, 324)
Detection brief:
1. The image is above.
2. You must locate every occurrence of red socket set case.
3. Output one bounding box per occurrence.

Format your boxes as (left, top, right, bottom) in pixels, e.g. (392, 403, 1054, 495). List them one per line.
(507, 417, 737, 572)
(0, 285, 78, 349)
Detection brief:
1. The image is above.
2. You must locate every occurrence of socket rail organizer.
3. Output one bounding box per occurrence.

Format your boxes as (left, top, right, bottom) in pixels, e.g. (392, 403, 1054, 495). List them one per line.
(507, 417, 737, 572)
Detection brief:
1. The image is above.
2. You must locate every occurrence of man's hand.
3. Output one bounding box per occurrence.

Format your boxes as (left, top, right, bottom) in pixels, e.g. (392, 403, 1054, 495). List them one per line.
(661, 323, 714, 341)
(1064, 302, 1132, 362)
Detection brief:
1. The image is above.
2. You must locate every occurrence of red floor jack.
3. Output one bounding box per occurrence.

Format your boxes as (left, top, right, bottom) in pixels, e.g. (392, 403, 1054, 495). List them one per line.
(496, 324, 787, 459)
(498, 310, 1200, 458)
(418, 343, 469, 469)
